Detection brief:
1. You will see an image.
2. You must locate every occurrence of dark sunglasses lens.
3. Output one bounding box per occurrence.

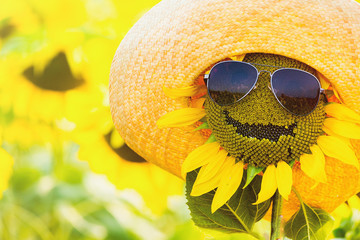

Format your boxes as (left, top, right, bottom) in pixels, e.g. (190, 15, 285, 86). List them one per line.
(272, 69, 320, 116)
(208, 62, 258, 106)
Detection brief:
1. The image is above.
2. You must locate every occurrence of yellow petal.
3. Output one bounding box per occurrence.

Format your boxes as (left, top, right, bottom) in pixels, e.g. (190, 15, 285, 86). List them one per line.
(194, 149, 228, 185)
(275, 161, 293, 201)
(322, 126, 353, 147)
(181, 142, 220, 178)
(323, 118, 360, 139)
(230, 54, 246, 62)
(191, 156, 235, 196)
(317, 72, 330, 90)
(157, 108, 206, 128)
(110, 129, 125, 148)
(191, 98, 206, 109)
(190, 167, 214, 196)
(300, 145, 327, 183)
(317, 135, 360, 170)
(0, 149, 14, 198)
(191, 174, 220, 196)
(253, 165, 277, 205)
(324, 103, 360, 124)
(211, 161, 244, 213)
(347, 195, 360, 210)
(163, 85, 206, 99)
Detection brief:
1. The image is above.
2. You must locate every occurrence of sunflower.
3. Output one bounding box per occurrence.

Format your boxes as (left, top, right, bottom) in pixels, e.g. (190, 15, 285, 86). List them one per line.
(1, 0, 184, 214)
(109, 0, 360, 223)
(0, 0, 124, 150)
(65, 82, 185, 214)
(0, 0, 85, 125)
(156, 53, 360, 213)
(76, 125, 185, 215)
(0, 0, 124, 126)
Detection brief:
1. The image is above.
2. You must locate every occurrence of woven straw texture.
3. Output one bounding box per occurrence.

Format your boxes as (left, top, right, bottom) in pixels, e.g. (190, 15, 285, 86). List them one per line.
(109, 0, 360, 219)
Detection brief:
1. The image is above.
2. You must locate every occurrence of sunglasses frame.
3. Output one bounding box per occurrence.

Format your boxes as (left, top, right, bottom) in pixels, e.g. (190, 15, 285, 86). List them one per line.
(204, 60, 324, 116)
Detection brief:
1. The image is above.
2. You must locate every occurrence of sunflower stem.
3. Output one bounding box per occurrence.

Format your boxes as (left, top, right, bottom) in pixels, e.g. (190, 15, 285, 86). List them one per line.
(270, 190, 283, 240)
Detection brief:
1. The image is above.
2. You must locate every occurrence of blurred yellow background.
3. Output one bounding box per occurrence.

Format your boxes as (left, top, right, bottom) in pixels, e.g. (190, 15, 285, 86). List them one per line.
(0, 0, 199, 239)
(1, 0, 360, 239)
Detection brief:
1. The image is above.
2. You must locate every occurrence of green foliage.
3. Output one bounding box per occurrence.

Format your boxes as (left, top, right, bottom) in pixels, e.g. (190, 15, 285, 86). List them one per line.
(186, 170, 271, 237)
(244, 166, 264, 188)
(205, 134, 217, 144)
(284, 201, 334, 240)
(333, 211, 360, 240)
(167, 221, 203, 240)
(0, 143, 201, 240)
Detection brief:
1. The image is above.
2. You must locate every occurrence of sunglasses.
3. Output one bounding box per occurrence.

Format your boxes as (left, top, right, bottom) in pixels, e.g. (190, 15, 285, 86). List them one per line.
(204, 61, 324, 116)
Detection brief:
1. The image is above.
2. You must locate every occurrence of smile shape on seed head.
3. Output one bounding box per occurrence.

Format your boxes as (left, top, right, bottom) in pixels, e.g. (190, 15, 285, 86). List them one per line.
(223, 110, 297, 142)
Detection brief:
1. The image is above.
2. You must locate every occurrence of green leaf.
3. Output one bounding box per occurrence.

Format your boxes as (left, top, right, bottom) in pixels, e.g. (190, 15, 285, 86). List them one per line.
(205, 134, 217, 144)
(284, 201, 334, 240)
(243, 166, 264, 189)
(332, 212, 360, 239)
(289, 159, 296, 168)
(185, 170, 271, 235)
(199, 117, 207, 123)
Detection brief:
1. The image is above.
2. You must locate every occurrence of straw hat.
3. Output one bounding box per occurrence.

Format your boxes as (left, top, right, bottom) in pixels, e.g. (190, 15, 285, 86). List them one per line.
(109, 0, 360, 219)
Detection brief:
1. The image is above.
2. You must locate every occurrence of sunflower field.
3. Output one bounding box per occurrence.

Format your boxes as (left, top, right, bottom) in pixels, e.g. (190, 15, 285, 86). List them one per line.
(1, 0, 360, 240)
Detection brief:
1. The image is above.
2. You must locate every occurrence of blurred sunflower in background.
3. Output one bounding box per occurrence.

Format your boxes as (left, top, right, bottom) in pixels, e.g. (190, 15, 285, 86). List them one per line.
(0, 0, 197, 239)
(0, 0, 183, 208)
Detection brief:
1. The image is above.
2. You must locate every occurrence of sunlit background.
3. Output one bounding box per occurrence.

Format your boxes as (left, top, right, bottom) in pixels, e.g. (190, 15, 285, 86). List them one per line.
(1, 0, 360, 239)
